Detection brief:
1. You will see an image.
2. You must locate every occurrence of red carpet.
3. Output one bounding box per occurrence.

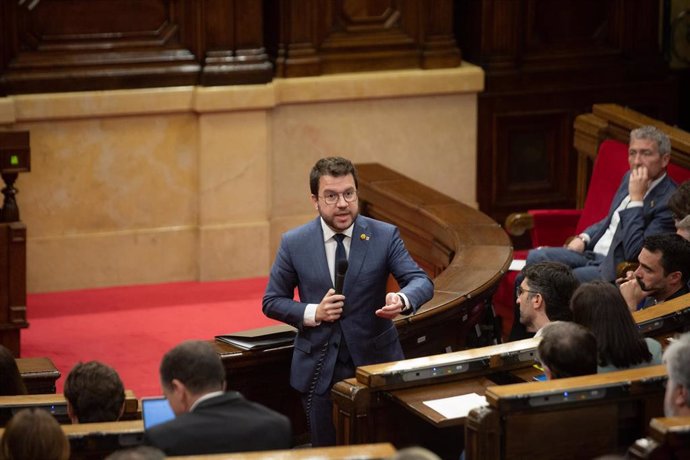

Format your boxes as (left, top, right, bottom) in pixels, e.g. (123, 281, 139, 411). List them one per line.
(23, 277, 276, 398)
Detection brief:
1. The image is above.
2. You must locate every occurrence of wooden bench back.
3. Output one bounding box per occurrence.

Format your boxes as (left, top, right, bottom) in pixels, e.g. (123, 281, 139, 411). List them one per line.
(629, 416, 690, 459)
(465, 365, 667, 459)
(0, 390, 139, 426)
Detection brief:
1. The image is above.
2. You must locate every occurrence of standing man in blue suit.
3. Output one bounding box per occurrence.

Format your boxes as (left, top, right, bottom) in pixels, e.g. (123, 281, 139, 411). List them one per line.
(526, 125, 677, 283)
(263, 157, 434, 446)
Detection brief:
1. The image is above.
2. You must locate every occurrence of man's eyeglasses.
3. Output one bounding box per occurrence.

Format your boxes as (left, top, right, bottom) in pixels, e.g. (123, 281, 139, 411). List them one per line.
(517, 285, 539, 296)
(319, 190, 357, 206)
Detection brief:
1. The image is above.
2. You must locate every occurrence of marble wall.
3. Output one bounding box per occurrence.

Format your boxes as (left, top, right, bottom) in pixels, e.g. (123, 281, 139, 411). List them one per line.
(0, 64, 483, 292)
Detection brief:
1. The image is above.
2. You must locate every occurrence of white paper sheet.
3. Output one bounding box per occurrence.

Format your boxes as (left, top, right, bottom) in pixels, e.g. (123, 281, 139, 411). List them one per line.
(422, 392, 488, 420)
(509, 259, 526, 271)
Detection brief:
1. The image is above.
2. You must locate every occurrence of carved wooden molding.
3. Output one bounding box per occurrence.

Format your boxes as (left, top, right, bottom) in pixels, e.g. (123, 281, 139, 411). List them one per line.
(0, 0, 273, 94)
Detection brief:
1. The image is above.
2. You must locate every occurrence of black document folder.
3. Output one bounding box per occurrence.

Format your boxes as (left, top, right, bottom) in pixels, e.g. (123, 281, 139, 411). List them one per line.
(215, 324, 297, 350)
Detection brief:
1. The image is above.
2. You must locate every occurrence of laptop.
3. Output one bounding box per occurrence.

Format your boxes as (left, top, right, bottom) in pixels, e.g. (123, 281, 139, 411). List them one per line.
(141, 396, 175, 430)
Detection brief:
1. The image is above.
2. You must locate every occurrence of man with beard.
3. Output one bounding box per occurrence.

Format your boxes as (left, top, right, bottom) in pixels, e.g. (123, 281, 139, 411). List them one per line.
(619, 233, 690, 311)
(263, 156, 434, 446)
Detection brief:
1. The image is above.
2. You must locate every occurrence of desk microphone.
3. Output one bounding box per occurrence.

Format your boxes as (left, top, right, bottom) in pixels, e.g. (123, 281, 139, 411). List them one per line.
(335, 260, 348, 295)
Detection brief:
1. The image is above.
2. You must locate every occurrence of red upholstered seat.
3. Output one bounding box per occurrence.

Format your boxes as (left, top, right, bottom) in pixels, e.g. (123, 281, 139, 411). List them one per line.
(493, 139, 690, 340)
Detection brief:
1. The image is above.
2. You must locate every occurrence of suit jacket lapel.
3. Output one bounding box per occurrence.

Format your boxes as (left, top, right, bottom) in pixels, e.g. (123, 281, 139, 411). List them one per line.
(308, 218, 333, 290)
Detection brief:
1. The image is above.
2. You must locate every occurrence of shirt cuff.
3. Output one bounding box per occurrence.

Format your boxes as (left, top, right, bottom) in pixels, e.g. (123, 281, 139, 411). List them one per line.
(398, 292, 414, 315)
(577, 233, 591, 244)
(303, 303, 320, 327)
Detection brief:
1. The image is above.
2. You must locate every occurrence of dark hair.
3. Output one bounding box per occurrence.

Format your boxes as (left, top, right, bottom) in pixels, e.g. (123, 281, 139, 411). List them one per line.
(522, 261, 579, 321)
(0, 346, 27, 396)
(643, 233, 690, 283)
(160, 340, 225, 394)
(537, 321, 597, 379)
(64, 361, 125, 423)
(309, 157, 359, 196)
(668, 180, 690, 220)
(0, 408, 70, 460)
(571, 281, 652, 368)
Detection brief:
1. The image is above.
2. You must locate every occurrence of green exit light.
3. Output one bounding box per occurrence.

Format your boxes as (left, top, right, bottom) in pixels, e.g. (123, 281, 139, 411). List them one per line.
(10, 155, 18, 166)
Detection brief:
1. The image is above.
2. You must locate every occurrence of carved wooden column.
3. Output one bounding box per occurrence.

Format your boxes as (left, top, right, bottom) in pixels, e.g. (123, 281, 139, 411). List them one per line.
(0, 131, 30, 357)
(200, 0, 273, 85)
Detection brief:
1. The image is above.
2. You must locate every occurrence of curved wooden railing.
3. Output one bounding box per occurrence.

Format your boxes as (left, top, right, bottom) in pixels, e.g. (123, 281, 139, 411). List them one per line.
(214, 163, 512, 442)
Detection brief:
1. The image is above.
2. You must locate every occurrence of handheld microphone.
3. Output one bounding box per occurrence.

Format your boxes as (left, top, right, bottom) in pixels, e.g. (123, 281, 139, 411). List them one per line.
(334, 260, 348, 294)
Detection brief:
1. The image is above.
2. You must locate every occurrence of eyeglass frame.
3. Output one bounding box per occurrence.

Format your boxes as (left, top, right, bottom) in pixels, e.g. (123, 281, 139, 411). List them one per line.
(517, 285, 540, 297)
(317, 189, 358, 206)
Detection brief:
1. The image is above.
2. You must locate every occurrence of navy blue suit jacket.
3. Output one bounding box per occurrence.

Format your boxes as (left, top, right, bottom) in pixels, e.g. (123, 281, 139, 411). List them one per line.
(583, 171, 677, 280)
(144, 392, 292, 456)
(262, 215, 434, 394)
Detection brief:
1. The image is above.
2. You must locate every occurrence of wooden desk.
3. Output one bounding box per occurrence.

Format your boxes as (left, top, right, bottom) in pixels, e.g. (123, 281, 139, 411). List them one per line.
(17, 356, 60, 394)
(629, 416, 690, 459)
(214, 162, 513, 442)
(466, 365, 667, 460)
(332, 339, 540, 457)
(173, 443, 396, 460)
(634, 292, 690, 346)
(331, 291, 688, 453)
(0, 389, 139, 426)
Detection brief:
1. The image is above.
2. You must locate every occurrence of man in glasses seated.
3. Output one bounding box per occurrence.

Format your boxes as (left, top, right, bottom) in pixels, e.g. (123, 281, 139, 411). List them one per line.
(516, 261, 579, 338)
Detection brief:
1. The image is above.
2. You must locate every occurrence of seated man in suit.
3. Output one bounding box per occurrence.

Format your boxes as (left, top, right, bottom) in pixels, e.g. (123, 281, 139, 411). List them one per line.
(144, 340, 292, 456)
(537, 321, 598, 380)
(64, 361, 125, 423)
(618, 233, 690, 311)
(526, 125, 677, 283)
(514, 261, 579, 338)
(663, 332, 690, 417)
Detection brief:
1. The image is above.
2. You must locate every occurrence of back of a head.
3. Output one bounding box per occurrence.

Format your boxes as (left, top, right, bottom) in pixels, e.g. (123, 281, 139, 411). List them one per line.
(0, 408, 70, 460)
(390, 447, 442, 460)
(571, 281, 651, 368)
(668, 180, 690, 221)
(0, 345, 27, 396)
(663, 333, 690, 403)
(64, 361, 125, 423)
(160, 340, 225, 395)
(537, 321, 597, 379)
(104, 446, 166, 460)
(643, 233, 690, 283)
(523, 261, 579, 321)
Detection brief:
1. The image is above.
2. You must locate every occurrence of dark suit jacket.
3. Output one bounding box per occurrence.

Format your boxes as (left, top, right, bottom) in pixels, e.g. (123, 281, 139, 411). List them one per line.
(262, 215, 434, 394)
(584, 171, 677, 280)
(144, 392, 292, 456)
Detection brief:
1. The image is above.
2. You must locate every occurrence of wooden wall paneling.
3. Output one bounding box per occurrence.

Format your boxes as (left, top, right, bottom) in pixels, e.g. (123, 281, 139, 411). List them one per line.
(420, 0, 462, 68)
(456, 0, 678, 248)
(271, 0, 323, 77)
(0, 0, 202, 94)
(271, 0, 461, 77)
(201, 0, 273, 85)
